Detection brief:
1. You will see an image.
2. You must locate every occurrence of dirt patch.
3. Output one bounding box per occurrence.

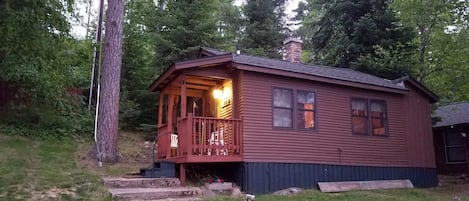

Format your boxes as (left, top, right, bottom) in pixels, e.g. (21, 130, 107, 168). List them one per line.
(30, 187, 77, 200)
(77, 131, 155, 176)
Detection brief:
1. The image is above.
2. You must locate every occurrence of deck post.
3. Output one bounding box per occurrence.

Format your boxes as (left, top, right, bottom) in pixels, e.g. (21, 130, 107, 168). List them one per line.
(158, 92, 164, 126)
(181, 75, 187, 118)
(166, 93, 174, 159)
(180, 163, 186, 186)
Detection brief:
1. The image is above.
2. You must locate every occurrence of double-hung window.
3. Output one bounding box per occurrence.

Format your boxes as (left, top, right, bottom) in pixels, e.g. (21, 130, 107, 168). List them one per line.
(296, 90, 316, 129)
(351, 98, 387, 136)
(273, 88, 293, 128)
(444, 131, 467, 163)
(273, 88, 316, 129)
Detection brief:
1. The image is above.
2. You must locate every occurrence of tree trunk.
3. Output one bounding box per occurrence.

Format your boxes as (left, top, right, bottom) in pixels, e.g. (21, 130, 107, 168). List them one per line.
(91, 0, 124, 163)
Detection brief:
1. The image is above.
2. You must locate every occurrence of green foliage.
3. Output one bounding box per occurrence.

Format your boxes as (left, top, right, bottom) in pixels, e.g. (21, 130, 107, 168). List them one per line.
(299, 0, 416, 79)
(120, 0, 158, 129)
(0, 107, 93, 139)
(0, 0, 94, 137)
(154, 0, 236, 69)
(241, 0, 286, 58)
(393, 0, 469, 103)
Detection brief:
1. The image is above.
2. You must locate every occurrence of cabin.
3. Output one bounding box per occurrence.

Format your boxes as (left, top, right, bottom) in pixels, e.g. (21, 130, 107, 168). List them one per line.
(433, 102, 469, 175)
(148, 38, 439, 194)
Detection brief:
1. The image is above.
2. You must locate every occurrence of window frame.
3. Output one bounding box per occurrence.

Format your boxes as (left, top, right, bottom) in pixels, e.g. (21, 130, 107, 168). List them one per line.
(369, 99, 388, 136)
(272, 87, 293, 128)
(296, 90, 317, 130)
(350, 97, 388, 137)
(272, 87, 317, 130)
(444, 130, 468, 164)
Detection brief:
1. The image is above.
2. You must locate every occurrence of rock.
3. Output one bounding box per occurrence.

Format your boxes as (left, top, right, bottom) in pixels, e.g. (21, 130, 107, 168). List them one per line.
(231, 187, 243, 197)
(452, 196, 461, 201)
(272, 187, 303, 195)
(201, 188, 216, 198)
(205, 182, 233, 192)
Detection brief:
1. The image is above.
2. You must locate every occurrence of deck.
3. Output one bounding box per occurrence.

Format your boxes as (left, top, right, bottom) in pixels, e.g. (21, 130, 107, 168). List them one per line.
(157, 114, 242, 163)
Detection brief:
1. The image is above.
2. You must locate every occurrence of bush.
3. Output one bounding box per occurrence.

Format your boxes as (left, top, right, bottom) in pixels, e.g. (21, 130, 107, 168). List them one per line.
(0, 105, 93, 139)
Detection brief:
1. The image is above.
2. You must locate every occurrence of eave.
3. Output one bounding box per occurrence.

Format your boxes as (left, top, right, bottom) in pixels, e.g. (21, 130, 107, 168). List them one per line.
(150, 54, 233, 91)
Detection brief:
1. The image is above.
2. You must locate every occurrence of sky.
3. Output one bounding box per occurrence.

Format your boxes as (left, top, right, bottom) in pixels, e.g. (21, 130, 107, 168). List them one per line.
(71, 0, 302, 39)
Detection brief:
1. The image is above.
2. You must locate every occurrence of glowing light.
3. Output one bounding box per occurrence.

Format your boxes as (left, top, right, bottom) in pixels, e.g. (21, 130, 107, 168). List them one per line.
(213, 89, 223, 99)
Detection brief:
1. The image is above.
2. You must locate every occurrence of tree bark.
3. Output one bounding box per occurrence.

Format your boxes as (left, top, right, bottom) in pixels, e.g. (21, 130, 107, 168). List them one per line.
(91, 0, 124, 163)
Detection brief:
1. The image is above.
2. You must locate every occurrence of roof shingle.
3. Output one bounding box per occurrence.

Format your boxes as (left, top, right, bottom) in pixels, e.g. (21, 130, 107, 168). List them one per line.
(433, 102, 469, 127)
(232, 54, 405, 90)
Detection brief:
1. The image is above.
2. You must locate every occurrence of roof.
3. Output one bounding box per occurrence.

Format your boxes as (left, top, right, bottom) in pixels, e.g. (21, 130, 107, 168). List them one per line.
(232, 54, 405, 90)
(392, 76, 439, 103)
(151, 47, 438, 98)
(433, 102, 469, 127)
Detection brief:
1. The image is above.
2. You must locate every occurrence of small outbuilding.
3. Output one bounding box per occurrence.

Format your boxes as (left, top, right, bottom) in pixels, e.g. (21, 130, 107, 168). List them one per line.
(433, 102, 469, 175)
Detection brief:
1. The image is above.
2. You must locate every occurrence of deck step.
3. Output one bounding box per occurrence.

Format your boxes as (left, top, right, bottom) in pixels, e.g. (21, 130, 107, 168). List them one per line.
(109, 187, 202, 201)
(140, 162, 176, 178)
(103, 177, 181, 188)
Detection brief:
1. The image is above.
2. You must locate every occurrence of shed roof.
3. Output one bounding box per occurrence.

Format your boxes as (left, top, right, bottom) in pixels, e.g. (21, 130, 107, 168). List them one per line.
(433, 102, 469, 127)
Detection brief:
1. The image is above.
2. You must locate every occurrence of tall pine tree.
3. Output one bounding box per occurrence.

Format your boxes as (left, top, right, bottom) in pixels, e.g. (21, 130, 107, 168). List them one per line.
(241, 0, 286, 58)
(300, 0, 415, 79)
(154, 0, 235, 72)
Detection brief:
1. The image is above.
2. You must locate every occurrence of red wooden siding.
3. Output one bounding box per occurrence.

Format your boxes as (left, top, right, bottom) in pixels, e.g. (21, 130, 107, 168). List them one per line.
(402, 84, 436, 168)
(240, 71, 434, 168)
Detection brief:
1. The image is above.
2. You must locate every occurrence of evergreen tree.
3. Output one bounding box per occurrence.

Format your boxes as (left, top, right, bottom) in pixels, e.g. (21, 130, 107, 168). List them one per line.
(120, 0, 158, 129)
(154, 0, 235, 72)
(241, 0, 287, 58)
(301, 0, 416, 79)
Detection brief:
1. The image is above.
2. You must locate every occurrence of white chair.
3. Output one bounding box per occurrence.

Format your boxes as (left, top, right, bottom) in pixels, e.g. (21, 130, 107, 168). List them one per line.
(170, 134, 178, 148)
(208, 127, 227, 156)
(170, 134, 178, 157)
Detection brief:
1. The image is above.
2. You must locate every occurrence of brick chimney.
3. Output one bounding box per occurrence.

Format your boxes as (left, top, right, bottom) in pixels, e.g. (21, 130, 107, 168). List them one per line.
(283, 37, 303, 63)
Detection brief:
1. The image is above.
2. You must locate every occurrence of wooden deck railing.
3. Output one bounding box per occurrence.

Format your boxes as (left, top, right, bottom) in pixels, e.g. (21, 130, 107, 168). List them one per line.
(156, 124, 171, 159)
(177, 115, 242, 158)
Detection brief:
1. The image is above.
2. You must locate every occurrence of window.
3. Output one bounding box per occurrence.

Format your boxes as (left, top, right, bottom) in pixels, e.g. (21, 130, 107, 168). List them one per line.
(273, 88, 316, 129)
(444, 131, 467, 163)
(351, 98, 387, 136)
(297, 91, 316, 129)
(370, 100, 386, 136)
(273, 88, 293, 127)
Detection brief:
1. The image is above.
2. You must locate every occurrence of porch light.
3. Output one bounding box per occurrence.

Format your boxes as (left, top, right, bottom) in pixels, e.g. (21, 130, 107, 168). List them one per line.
(213, 89, 223, 99)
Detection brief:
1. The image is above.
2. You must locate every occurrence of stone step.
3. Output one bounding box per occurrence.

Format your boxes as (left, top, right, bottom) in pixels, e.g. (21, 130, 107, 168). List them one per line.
(109, 187, 202, 201)
(103, 177, 181, 188)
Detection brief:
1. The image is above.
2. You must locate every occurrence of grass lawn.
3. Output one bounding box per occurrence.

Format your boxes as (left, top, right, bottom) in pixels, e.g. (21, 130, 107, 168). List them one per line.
(1, 133, 468, 201)
(209, 185, 469, 201)
(0, 134, 111, 201)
